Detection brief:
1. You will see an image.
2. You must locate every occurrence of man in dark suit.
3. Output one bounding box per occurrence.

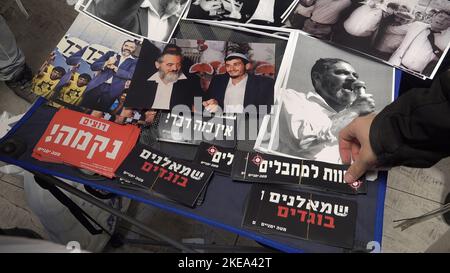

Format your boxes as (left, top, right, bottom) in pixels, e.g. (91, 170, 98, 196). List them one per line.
(86, 0, 188, 42)
(203, 52, 275, 114)
(67, 40, 138, 112)
(124, 44, 201, 111)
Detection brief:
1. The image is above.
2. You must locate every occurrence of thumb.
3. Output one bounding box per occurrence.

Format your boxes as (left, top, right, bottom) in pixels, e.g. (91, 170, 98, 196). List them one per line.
(344, 160, 369, 184)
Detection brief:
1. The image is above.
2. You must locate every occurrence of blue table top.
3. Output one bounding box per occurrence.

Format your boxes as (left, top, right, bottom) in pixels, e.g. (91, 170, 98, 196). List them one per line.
(0, 96, 393, 252)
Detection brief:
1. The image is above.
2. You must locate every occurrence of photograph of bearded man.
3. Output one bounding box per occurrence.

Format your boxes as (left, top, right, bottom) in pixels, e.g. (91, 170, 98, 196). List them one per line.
(124, 43, 202, 111)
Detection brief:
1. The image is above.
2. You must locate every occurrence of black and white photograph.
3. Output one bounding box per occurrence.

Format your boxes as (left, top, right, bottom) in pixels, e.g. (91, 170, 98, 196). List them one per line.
(186, 0, 296, 26)
(260, 34, 395, 164)
(123, 37, 278, 114)
(75, 0, 190, 43)
(283, 0, 450, 79)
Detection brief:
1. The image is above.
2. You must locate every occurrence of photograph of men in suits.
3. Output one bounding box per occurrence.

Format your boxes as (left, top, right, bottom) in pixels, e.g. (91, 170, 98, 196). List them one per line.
(67, 40, 138, 112)
(124, 44, 201, 111)
(84, 0, 189, 42)
(202, 52, 275, 114)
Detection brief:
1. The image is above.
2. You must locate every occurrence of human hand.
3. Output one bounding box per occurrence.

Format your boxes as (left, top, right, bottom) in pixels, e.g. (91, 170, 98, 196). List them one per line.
(144, 110, 157, 124)
(349, 94, 375, 116)
(338, 113, 378, 183)
(106, 55, 118, 66)
(202, 99, 219, 112)
(48, 52, 57, 63)
(347, 81, 375, 116)
(297, 0, 316, 9)
(70, 63, 80, 72)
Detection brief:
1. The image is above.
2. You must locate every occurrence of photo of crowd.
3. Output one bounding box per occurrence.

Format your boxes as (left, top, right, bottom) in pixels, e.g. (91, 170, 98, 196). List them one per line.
(285, 0, 450, 78)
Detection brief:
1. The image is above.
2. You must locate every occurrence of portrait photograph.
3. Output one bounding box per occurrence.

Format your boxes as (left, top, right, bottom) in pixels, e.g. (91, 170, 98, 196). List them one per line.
(123, 21, 288, 116)
(261, 34, 395, 164)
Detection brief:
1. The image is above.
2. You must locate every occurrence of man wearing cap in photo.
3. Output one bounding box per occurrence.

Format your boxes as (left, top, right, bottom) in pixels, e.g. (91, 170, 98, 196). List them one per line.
(202, 52, 275, 114)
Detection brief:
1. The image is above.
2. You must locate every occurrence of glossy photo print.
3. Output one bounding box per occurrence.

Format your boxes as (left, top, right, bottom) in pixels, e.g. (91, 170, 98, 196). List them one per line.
(283, 0, 450, 79)
(31, 14, 143, 116)
(258, 34, 395, 164)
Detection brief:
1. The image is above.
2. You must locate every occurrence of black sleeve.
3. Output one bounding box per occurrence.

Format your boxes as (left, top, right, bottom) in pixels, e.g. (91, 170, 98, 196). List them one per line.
(261, 77, 275, 112)
(369, 69, 450, 168)
(205, 76, 220, 101)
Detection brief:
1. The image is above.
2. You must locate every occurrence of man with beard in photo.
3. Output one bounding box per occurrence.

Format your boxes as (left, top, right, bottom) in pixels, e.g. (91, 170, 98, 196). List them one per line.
(128, 44, 200, 111)
(86, 0, 188, 42)
(276, 58, 375, 163)
(68, 40, 138, 112)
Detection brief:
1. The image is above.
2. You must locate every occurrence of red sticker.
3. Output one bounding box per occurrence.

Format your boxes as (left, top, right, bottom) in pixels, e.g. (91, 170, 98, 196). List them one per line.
(32, 108, 140, 178)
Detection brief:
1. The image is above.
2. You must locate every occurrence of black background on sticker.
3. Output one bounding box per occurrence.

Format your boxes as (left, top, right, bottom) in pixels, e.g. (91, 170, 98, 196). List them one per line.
(157, 112, 237, 148)
(299, 160, 367, 194)
(194, 142, 235, 175)
(116, 143, 213, 207)
(116, 143, 159, 188)
(243, 185, 357, 249)
(232, 151, 367, 194)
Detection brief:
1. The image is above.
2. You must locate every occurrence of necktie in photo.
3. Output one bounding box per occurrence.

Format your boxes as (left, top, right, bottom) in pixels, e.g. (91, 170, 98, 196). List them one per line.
(427, 30, 443, 58)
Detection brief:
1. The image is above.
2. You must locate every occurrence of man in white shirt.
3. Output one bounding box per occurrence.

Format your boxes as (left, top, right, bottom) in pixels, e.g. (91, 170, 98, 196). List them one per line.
(274, 58, 375, 163)
(202, 52, 275, 114)
(372, 7, 413, 61)
(333, 0, 385, 52)
(389, 9, 450, 76)
(123, 43, 201, 111)
(87, 0, 187, 42)
(147, 49, 187, 110)
(301, 0, 352, 40)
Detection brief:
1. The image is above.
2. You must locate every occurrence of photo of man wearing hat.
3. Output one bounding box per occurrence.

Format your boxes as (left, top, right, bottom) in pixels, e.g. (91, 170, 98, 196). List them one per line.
(202, 52, 275, 114)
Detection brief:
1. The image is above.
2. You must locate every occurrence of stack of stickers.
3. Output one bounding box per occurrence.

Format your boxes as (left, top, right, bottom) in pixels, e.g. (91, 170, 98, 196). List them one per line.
(194, 142, 366, 195)
(115, 143, 213, 208)
(231, 151, 367, 195)
(243, 185, 358, 249)
(193, 142, 364, 248)
(32, 108, 140, 178)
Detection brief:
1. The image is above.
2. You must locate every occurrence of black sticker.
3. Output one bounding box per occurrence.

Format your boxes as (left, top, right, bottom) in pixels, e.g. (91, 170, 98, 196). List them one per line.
(194, 142, 235, 175)
(115, 143, 213, 207)
(157, 111, 236, 147)
(231, 151, 367, 195)
(243, 185, 357, 249)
